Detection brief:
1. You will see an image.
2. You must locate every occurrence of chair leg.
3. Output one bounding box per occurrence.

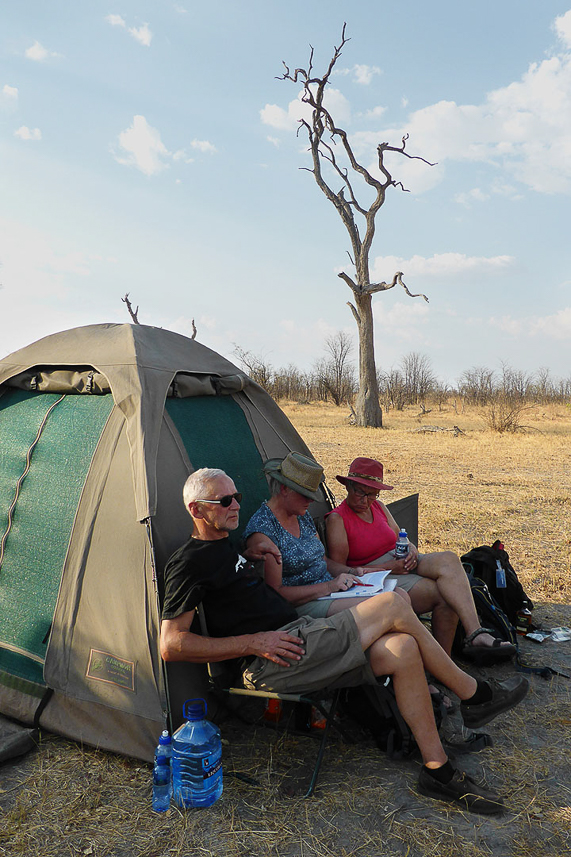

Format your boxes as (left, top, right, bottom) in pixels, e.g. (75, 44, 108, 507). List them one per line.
(303, 689, 341, 798)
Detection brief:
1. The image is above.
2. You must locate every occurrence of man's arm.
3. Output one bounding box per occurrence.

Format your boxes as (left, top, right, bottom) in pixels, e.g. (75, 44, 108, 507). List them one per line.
(160, 609, 305, 668)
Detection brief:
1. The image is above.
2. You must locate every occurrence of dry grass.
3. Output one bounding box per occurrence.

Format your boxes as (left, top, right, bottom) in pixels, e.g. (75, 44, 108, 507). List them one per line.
(290, 400, 571, 604)
(1, 400, 571, 857)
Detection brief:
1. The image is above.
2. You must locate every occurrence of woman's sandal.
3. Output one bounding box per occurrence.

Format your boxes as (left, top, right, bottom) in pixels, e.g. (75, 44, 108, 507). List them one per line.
(461, 627, 517, 665)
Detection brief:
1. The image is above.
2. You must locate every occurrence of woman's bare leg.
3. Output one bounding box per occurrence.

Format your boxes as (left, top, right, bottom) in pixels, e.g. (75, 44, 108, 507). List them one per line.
(416, 552, 511, 650)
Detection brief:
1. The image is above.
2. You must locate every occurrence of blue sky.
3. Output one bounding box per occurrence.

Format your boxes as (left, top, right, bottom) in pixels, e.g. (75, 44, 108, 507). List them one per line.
(1, 1, 570, 386)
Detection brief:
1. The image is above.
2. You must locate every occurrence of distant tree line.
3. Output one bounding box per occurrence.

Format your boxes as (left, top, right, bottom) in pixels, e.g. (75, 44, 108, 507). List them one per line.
(234, 334, 571, 413)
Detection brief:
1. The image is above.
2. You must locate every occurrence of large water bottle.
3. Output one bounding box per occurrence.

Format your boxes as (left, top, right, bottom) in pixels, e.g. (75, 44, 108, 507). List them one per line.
(152, 730, 172, 812)
(394, 529, 409, 560)
(172, 699, 223, 809)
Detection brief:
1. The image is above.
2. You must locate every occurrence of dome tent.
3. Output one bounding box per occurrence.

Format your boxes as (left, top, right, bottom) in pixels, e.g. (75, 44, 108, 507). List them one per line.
(0, 323, 319, 761)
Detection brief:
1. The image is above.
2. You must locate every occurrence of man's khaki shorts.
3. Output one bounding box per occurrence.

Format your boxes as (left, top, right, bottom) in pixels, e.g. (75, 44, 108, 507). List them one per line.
(242, 609, 376, 695)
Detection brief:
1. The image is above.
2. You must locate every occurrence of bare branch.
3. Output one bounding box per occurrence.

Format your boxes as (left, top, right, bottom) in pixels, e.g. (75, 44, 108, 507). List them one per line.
(338, 271, 359, 293)
(346, 301, 360, 325)
(191, 319, 197, 340)
(367, 272, 429, 302)
(122, 293, 140, 324)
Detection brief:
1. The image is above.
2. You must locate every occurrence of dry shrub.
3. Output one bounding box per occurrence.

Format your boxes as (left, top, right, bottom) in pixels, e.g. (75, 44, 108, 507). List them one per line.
(483, 395, 532, 434)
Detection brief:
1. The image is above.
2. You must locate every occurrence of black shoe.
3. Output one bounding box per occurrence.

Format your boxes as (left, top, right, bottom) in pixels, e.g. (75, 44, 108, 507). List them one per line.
(461, 676, 529, 730)
(418, 766, 504, 815)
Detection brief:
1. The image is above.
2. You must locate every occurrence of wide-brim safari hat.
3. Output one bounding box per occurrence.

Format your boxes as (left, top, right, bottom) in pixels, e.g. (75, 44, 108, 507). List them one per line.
(336, 457, 393, 491)
(264, 452, 324, 501)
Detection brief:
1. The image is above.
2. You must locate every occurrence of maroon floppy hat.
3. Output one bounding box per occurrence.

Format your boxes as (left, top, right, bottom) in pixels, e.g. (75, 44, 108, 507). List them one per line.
(336, 457, 393, 491)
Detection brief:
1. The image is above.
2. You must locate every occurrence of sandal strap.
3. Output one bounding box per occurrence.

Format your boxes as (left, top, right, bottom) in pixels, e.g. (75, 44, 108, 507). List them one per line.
(464, 627, 494, 645)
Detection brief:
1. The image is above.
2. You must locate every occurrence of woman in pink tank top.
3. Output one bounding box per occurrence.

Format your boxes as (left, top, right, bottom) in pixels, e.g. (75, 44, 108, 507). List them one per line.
(326, 458, 516, 665)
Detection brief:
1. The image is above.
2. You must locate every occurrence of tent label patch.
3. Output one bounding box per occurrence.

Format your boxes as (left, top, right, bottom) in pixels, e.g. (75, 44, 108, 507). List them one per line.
(86, 649, 135, 691)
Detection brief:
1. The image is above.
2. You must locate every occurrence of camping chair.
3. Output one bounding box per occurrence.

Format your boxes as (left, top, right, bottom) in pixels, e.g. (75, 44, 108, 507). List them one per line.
(196, 604, 351, 798)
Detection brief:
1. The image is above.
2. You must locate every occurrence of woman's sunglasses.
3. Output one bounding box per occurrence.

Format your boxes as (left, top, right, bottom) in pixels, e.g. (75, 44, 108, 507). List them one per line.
(196, 492, 242, 507)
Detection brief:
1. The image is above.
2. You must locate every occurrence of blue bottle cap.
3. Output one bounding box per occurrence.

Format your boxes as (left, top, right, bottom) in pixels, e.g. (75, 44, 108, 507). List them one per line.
(183, 698, 207, 721)
(158, 730, 171, 745)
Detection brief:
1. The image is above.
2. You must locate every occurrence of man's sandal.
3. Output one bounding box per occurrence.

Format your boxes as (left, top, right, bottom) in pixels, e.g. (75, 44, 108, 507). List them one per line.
(460, 627, 516, 665)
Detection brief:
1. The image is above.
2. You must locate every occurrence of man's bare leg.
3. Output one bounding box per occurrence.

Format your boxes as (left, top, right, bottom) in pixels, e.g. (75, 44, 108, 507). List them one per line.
(367, 631, 447, 767)
(350, 591, 478, 700)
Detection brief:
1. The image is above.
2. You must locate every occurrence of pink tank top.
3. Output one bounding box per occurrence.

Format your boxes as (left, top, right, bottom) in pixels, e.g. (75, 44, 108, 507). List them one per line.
(328, 499, 397, 566)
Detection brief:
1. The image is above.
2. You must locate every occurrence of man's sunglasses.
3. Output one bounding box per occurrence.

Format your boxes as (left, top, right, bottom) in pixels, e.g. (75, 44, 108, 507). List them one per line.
(196, 492, 242, 507)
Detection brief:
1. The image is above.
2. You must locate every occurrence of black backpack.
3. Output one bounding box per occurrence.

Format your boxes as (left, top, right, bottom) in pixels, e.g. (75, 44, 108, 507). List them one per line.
(460, 540, 533, 625)
(337, 679, 444, 760)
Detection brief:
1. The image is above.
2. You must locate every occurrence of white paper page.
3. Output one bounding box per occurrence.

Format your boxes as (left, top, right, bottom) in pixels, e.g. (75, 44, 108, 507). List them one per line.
(318, 569, 397, 599)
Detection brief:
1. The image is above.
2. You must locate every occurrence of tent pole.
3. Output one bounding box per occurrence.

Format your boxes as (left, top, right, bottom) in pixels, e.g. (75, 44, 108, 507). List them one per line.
(144, 518, 174, 736)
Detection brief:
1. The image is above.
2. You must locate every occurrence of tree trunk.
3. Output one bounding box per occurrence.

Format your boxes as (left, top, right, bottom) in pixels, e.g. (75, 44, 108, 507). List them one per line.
(354, 292, 383, 427)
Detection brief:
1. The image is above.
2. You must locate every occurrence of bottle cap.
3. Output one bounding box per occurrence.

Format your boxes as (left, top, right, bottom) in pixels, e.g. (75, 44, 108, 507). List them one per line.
(158, 730, 171, 745)
(183, 698, 207, 721)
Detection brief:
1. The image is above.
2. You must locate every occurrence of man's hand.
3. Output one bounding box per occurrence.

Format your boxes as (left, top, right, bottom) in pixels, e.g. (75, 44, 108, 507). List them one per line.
(243, 542, 282, 565)
(249, 631, 305, 667)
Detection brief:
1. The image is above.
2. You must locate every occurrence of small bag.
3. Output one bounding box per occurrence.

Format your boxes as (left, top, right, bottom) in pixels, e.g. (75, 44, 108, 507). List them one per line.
(460, 540, 533, 625)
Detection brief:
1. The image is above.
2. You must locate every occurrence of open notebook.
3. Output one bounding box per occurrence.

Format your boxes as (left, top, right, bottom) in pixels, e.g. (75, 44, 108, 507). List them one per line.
(318, 570, 398, 599)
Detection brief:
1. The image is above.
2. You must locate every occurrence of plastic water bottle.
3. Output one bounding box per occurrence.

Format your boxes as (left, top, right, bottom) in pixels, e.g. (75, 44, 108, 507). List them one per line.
(172, 699, 223, 809)
(394, 529, 409, 560)
(495, 559, 507, 589)
(152, 730, 172, 812)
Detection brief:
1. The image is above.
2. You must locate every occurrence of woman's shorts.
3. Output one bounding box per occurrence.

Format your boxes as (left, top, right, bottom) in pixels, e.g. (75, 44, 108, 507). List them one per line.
(366, 551, 424, 593)
(295, 599, 332, 619)
(242, 610, 376, 695)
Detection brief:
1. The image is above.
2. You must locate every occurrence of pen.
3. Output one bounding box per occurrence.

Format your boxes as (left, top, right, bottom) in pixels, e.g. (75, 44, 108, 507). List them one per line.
(353, 581, 374, 586)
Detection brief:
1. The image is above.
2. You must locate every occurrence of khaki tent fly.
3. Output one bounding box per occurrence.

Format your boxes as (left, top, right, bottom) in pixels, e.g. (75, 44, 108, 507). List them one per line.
(0, 323, 321, 761)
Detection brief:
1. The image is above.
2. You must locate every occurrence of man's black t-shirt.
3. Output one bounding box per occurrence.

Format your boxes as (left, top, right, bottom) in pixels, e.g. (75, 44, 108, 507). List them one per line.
(161, 536, 297, 637)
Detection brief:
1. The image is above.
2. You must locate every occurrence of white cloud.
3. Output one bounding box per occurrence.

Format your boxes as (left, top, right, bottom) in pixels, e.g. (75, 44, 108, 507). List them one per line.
(336, 64, 382, 85)
(353, 64, 381, 85)
(371, 252, 515, 281)
(129, 23, 152, 47)
(267, 136, 280, 147)
(2, 84, 18, 101)
(363, 106, 386, 120)
(14, 126, 42, 141)
(336, 14, 571, 196)
(372, 299, 431, 346)
(190, 139, 217, 153)
(554, 10, 571, 48)
(105, 14, 126, 27)
(455, 187, 490, 206)
(492, 306, 571, 340)
(113, 115, 170, 176)
(261, 87, 350, 131)
(25, 40, 59, 61)
(105, 15, 152, 46)
(172, 149, 194, 163)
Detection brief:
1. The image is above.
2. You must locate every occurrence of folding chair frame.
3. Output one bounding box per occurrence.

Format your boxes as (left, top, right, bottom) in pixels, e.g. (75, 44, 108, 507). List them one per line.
(198, 605, 349, 797)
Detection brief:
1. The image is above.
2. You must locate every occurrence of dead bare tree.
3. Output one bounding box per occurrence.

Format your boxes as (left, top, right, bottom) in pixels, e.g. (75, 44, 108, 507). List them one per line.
(280, 25, 431, 426)
(121, 295, 197, 339)
(122, 293, 140, 324)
